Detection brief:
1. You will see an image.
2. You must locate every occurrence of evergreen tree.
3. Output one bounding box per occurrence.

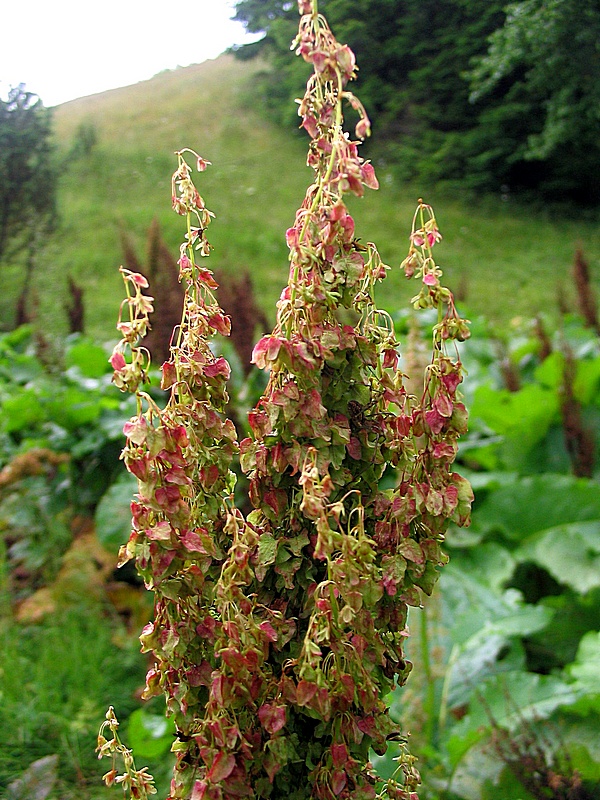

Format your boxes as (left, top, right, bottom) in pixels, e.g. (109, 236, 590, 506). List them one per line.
(0, 86, 56, 262)
(467, 0, 600, 202)
(0, 85, 57, 327)
(233, 0, 600, 201)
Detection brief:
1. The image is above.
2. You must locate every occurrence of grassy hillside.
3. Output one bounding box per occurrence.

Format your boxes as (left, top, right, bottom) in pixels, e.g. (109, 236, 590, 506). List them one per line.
(30, 54, 600, 342)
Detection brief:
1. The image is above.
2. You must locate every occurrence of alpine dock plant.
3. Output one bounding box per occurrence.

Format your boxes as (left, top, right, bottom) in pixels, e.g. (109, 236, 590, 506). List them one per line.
(99, 2, 472, 798)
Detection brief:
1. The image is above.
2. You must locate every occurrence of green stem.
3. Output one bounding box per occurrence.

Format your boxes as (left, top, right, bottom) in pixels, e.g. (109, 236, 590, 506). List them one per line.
(419, 604, 436, 748)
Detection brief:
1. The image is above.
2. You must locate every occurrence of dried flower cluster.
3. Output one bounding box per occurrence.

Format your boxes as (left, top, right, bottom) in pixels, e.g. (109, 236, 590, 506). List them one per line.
(100, 2, 472, 799)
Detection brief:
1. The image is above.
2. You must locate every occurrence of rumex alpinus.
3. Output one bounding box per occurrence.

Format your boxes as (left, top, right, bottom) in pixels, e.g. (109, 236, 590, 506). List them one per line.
(98, 2, 472, 798)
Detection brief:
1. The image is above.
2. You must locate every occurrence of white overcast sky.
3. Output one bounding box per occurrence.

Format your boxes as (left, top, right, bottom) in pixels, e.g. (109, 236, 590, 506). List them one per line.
(1, 0, 261, 107)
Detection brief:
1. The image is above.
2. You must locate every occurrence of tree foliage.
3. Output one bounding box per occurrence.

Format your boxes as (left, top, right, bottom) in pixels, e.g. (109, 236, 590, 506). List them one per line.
(0, 86, 57, 266)
(234, 0, 504, 135)
(467, 0, 600, 201)
(233, 0, 600, 202)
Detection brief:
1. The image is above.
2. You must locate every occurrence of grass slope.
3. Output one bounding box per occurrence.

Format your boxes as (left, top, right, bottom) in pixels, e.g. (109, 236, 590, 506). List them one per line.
(36, 54, 600, 342)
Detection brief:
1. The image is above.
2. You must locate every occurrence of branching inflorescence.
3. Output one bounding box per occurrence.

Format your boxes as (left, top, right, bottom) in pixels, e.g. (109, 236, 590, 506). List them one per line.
(100, 2, 472, 799)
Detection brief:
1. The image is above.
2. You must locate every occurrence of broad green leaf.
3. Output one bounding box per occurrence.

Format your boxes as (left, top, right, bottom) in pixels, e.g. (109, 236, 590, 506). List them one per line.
(0, 351, 44, 384)
(448, 542, 515, 593)
(525, 591, 600, 674)
(258, 533, 278, 566)
(65, 339, 111, 378)
(534, 350, 564, 389)
(127, 707, 175, 759)
(574, 356, 600, 405)
(1, 390, 45, 433)
(45, 387, 102, 429)
(515, 522, 600, 593)
(569, 631, 600, 692)
(555, 716, 600, 781)
(443, 568, 553, 709)
(446, 671, 579, 768)
(472, 474, 600, 540)
(447, 738, 536, 800)
(446, 740, 505, 800)
(470, 383, 558, 453)
(436, 566, 554, 712)
(95, 475, 138, 553)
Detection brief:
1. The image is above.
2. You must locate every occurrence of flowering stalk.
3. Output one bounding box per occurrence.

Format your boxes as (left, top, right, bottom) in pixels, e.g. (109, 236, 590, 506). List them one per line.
(97, 707, 157, 798)
(100, 2, 472, 799)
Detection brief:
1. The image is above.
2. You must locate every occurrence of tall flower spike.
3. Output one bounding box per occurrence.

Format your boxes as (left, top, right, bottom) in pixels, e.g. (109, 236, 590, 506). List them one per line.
(101, 7, 472, 800)
(103, 150, 242, 798)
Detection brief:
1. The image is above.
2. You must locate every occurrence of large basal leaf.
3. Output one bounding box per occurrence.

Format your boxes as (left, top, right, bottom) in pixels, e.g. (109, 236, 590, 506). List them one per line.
(442, 566, 553, 709)
(555, 715, 600, 782)
(515, 521, 600, 593)
(573, 356, 600, 406)
(469, 383, 559, 470)
(471, 474, 600, 540)
(1, 389, 45, 433)
(45, 386, 102, 430)
(95, 474, 138, 553)
(126, 707, 175, 759)
(446, 739, 537, 800)
(565, 630, 600, 715)
(446, 542, 516, 593)
(446, 671, 579, 768)
(65, 339, 112, 378)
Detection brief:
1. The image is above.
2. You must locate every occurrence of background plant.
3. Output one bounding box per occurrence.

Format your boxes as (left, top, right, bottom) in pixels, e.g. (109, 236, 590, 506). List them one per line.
(232, 0, 600, 203)
(0, 85, 58, 329)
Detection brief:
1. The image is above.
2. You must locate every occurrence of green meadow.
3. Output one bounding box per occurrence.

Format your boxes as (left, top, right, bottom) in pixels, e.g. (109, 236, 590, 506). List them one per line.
(29, 53, 600, 343)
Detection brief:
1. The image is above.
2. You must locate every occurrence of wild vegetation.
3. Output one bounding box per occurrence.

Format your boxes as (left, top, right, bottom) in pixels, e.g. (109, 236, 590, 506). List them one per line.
(233, 0, 600, 203)
(1, 1, 599, 799)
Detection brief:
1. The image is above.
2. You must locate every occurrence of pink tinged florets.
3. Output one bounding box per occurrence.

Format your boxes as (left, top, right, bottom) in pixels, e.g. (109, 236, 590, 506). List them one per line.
(423, 272, 438, 286)
(110, 351, 126, 370)
(301, 113, 319, 138)
(336, 44, 356, 80)
(258, 703, 286, 735)
(191, 780, 208, 800)
(315, 136, 332, 154)
(180, 529, 208, 553)
(126, 271, 149, 288)
(329, 201, 346, 222)
(331, 743, 350, 769)
(203, 357, 230, 379)
(382, 347, 398, 370)
(311, 50, 329, 73)
(286, 226, 299, 248)
(259, 621, 278, 642)
(340, 213, 355, 240)
(355, 117, 370, 140)
(251, 335, 283, 369)
(298, 0, 313, 14)
(208, 312, 231, 336)
(178, 253, 192, 271)
(206, 752, 236, 783)
(319, 104, 335, 127)
(424, 408, 446, 434)
(412, 227, 442, 248)
(123, 415, 148, 445)
(331, 770, 347, 795)
(145, 521, 172, 541)
(361, 162, 379, 190)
